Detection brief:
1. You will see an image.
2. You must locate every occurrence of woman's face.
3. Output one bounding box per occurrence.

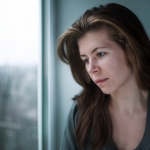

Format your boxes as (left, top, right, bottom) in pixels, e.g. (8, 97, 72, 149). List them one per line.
(78, 27, 135, 94)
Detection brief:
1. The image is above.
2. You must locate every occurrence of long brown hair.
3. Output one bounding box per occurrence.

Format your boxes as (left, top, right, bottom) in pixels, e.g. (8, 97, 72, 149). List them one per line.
(57, 3, 150, 150)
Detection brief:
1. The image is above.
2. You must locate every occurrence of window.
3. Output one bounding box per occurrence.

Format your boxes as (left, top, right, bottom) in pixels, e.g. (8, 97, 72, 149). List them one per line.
(0, 0, 41, 149)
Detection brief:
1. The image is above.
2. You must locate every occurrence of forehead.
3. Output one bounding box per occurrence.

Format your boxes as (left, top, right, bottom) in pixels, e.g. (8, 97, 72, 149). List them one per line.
(78, 27, 113, 54)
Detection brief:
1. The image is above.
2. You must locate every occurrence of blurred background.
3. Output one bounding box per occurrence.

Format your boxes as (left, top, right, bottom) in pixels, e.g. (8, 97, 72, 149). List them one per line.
(0, 0, 149, 150)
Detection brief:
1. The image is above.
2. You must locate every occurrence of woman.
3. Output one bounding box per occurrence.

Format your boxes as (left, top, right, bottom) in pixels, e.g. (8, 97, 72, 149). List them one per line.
(57, 3, 150, 150)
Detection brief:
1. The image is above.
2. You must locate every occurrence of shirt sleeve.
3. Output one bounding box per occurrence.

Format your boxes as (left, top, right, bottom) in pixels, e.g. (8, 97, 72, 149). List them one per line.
(60, 102, 79, 150)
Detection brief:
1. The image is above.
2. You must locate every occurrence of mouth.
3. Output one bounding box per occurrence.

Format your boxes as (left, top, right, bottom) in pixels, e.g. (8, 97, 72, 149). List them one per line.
(95, 78, 108, 85)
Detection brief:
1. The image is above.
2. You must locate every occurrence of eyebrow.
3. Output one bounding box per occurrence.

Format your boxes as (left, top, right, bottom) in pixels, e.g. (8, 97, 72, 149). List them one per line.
(80, 47, 106, 57)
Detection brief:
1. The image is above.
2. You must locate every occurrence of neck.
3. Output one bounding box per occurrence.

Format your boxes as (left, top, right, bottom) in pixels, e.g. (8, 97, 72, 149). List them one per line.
(109, 87, 149, 115)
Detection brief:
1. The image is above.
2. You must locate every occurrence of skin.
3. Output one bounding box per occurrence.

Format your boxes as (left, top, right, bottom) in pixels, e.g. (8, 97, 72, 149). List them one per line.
(78, 27, 149, 150)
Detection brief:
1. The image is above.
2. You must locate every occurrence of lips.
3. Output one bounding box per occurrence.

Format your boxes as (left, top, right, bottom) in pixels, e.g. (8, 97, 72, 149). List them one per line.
(95, 78, 108, 84)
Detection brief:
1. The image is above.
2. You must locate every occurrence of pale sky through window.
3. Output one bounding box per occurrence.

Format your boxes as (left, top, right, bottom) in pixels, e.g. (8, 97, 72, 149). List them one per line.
(0, 0, 41, 66)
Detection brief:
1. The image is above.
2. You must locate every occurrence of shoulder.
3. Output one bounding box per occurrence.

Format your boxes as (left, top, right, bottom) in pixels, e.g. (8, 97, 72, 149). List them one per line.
(60, 101, 79, 150)
(61, 101, 107, 150)
(67, 101, 79, 130)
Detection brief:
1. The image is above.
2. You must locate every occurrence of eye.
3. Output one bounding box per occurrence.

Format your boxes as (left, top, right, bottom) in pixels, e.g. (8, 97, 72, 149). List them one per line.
(97, 52, 105, 57)
(83, 59, 89, 64)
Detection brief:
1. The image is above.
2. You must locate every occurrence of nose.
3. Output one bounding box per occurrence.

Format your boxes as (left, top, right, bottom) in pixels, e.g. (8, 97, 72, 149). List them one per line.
(87, 59, 99, 74)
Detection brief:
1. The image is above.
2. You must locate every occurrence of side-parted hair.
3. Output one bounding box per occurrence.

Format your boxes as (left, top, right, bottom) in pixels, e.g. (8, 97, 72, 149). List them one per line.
(57, 3, 150, 150)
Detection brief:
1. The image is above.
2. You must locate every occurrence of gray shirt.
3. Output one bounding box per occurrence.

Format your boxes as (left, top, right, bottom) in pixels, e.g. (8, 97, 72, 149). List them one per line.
(60, 91, 150, 150)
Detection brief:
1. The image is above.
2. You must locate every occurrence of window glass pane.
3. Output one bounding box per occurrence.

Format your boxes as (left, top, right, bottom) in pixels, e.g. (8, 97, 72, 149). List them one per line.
(0, 0, 41, 149)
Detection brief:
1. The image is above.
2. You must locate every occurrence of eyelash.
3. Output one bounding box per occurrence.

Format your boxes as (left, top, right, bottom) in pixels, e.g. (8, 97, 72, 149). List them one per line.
(83, 52, 105, 64)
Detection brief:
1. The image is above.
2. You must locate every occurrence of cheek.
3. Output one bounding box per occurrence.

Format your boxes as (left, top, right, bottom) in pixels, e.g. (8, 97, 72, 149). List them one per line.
(85, 65, 92, 78)
(103, 55, 128, 78)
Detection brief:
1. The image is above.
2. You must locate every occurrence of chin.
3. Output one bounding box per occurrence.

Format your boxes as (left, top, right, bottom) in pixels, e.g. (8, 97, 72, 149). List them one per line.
(100, 87, 114, 95)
